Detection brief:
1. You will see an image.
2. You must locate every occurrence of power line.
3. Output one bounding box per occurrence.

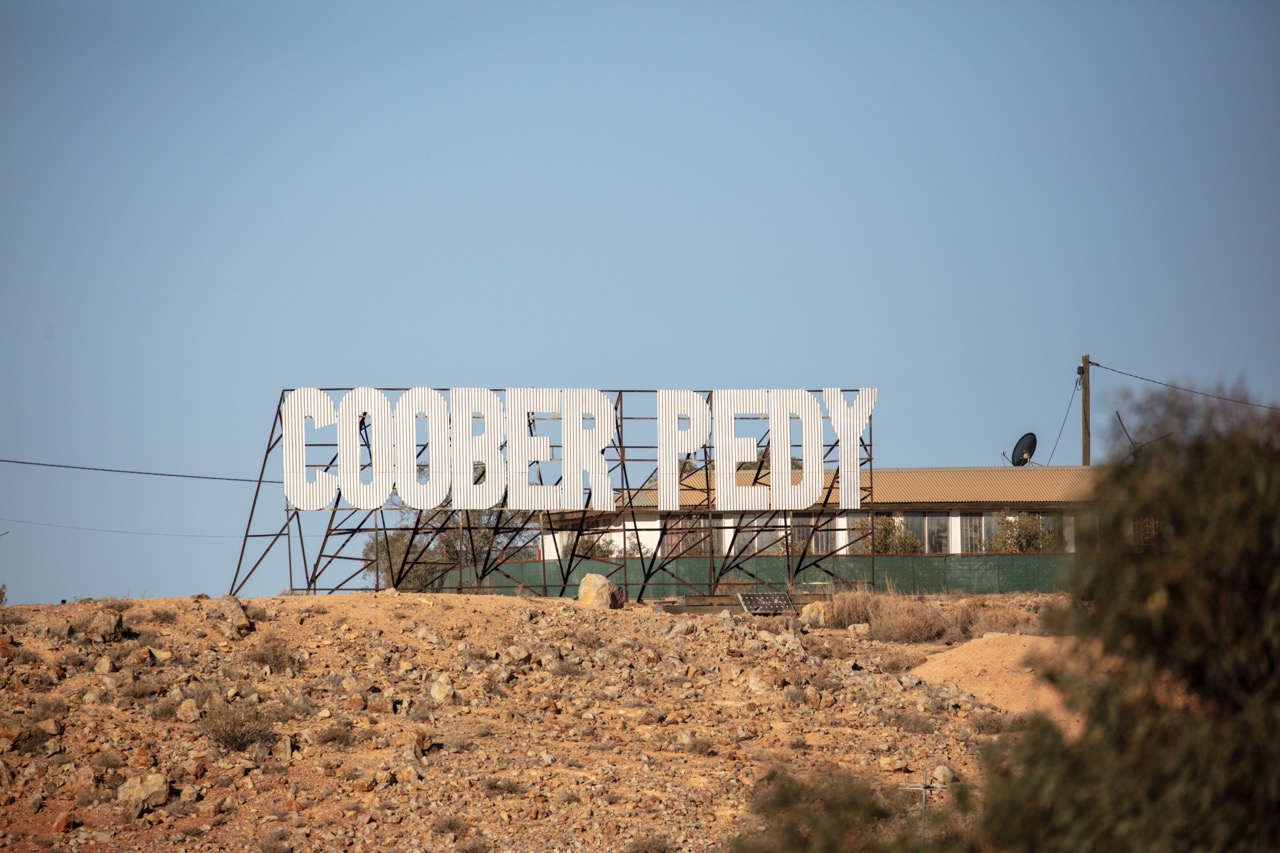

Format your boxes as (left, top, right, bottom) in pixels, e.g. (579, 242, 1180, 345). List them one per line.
(1046, 377, 1080, 466)
(0, 458, 282, 484)
(1092, 363, 1280, 412)
(0, 516, 241, 539)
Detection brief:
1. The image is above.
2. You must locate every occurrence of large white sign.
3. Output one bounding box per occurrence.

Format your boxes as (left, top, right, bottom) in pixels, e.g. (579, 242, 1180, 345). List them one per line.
(282, 388, 875, 513)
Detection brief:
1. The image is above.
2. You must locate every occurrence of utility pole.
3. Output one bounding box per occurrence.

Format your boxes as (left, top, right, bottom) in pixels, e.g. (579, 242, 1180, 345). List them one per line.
(1079, 354, 1091, 466)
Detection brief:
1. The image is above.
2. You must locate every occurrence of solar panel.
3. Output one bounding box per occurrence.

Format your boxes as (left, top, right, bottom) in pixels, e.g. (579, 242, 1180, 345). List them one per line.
(737, 591, 796, 616)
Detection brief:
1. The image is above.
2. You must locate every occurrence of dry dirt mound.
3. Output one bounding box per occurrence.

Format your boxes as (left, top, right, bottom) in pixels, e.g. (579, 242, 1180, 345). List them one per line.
(0, 592, 1070, 852)
(913, 634, 1084, 735)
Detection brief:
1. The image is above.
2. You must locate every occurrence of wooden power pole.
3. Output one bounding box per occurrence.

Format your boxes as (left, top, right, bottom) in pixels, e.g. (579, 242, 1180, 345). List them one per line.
(1079, 354, 1091, 466)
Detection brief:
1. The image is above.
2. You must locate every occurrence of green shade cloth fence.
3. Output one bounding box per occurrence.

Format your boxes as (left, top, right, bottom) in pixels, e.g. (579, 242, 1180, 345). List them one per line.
(422, 554, 1077, 599)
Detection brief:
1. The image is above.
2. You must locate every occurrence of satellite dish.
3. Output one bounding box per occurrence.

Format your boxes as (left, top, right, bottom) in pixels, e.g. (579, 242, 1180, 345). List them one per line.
(1011, 432, 1037, 466)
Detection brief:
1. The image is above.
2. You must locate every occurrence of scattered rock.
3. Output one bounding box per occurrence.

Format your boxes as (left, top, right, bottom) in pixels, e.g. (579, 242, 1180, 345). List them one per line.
(214, 595, 254, 638)
(0, 590, 1068, 851)
(577, 574, 624, 610)
(117, 773, 170, 814)
(85, 609, 124, 643)
(799, 602, 828, 629)
(430, 674, 455, 704)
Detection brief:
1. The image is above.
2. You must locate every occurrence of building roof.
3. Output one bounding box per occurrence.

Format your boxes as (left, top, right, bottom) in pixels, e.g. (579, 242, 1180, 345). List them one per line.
(864, 466, 1101, 508)
(615, 465, 1103, 512)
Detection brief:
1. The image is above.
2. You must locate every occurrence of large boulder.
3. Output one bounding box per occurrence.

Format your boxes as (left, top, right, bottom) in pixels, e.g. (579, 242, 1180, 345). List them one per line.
(84, 609, 124, 643)
(117, 774, 170, 815)
(577, 574, 624, 610)
(214, 596, 254, 639)
(799, 601, 829, 629)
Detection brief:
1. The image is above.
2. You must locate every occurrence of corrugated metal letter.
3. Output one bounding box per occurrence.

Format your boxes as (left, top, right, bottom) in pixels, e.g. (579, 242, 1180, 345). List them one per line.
(769, 389, 822, 510)
(713, 390, 769, 512)
(657, 390, 711, 511)
(507, 388, 564, 510)
(338, 388, 394, 510)
(394, 388, 450, 510)
(823, 388, 877, 509)
(562, 389, 616, 511)
(450, 388, 506, 510)
(281, 388, 338, 511)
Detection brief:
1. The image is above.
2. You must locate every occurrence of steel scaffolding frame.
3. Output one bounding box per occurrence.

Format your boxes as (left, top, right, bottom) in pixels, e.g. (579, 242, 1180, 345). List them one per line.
(230, 389, 874, 599)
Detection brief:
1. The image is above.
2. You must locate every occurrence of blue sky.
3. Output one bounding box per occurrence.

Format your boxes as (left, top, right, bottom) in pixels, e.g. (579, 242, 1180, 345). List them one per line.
(2, 2, 1278, 604)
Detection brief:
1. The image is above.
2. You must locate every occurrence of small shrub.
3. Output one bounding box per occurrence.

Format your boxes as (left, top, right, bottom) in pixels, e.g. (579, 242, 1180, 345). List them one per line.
(90, 750, 125, 770)
(828, 590, 875, 629)
(201, 702, 276, 751)
(551, 660, 584, 677)
(151, 699, 180, 722)
(970, 711, 1032, 736)
(245, 633, 297, 672)
(891, 710, 936, 735)
(244, 603, 271, 623)
(572, 630, 604, 651)
(875, 648, 925, 673)
(481, 777, 525, 797)
(13, 728, 53, 754)
(685, 736, 716, 756)
(623, 837, 677, 853)
(967, 600, 1042, 636)
(30, 697, 68, 722)
(98, 598, 134, 612)
(259, 828, 292, 853)
(316, 723, 355, 747)
(868, 596, 947, 643)
(148, 608, 178, 625)
(430, 814, 468, 834)
(278, 692, 318, 720)
(729, 769, 896, 852)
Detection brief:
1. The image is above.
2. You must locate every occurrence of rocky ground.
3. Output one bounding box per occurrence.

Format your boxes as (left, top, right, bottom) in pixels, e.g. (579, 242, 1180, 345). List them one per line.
(0, 588, 1073, 852)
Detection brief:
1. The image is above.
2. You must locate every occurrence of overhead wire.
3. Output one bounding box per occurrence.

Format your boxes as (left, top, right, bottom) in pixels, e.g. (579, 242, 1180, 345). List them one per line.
(1091, 362, 1280, 412)
(0, 458, 282, 484)
(0, 458, 279, 540)
(1046, 376, 1080, 466)
(0, 516, 241, 539)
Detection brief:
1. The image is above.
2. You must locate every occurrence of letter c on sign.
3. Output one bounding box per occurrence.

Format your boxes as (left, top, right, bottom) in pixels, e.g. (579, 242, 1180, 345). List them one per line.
(282, 388, 338, 510)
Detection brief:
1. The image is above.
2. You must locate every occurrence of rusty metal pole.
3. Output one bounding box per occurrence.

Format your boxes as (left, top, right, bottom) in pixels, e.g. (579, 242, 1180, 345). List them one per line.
(1080, 354, 1091, 466)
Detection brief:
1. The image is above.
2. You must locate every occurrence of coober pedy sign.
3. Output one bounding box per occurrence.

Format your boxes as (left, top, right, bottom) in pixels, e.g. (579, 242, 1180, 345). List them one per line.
(282, 387, 876, 514)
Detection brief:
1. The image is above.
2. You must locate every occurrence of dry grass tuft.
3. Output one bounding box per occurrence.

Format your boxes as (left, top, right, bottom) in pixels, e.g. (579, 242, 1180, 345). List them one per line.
(316, 723, 355, 747)
(245, 632, 298, 673)
(828, 590, 875, 629)
(201, 702, 276, 752)
(147, 608, 179, 625)
(867, 596, 948, 643)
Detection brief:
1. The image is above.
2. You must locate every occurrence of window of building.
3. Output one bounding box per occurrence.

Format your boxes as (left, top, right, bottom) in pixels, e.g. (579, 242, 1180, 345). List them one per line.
(791, 513, 839, 556)
(960, 512, 998, 553)
(661, 516, 714, 557)
(847, 513, 872, 554)
(903, 512, 949, 554)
